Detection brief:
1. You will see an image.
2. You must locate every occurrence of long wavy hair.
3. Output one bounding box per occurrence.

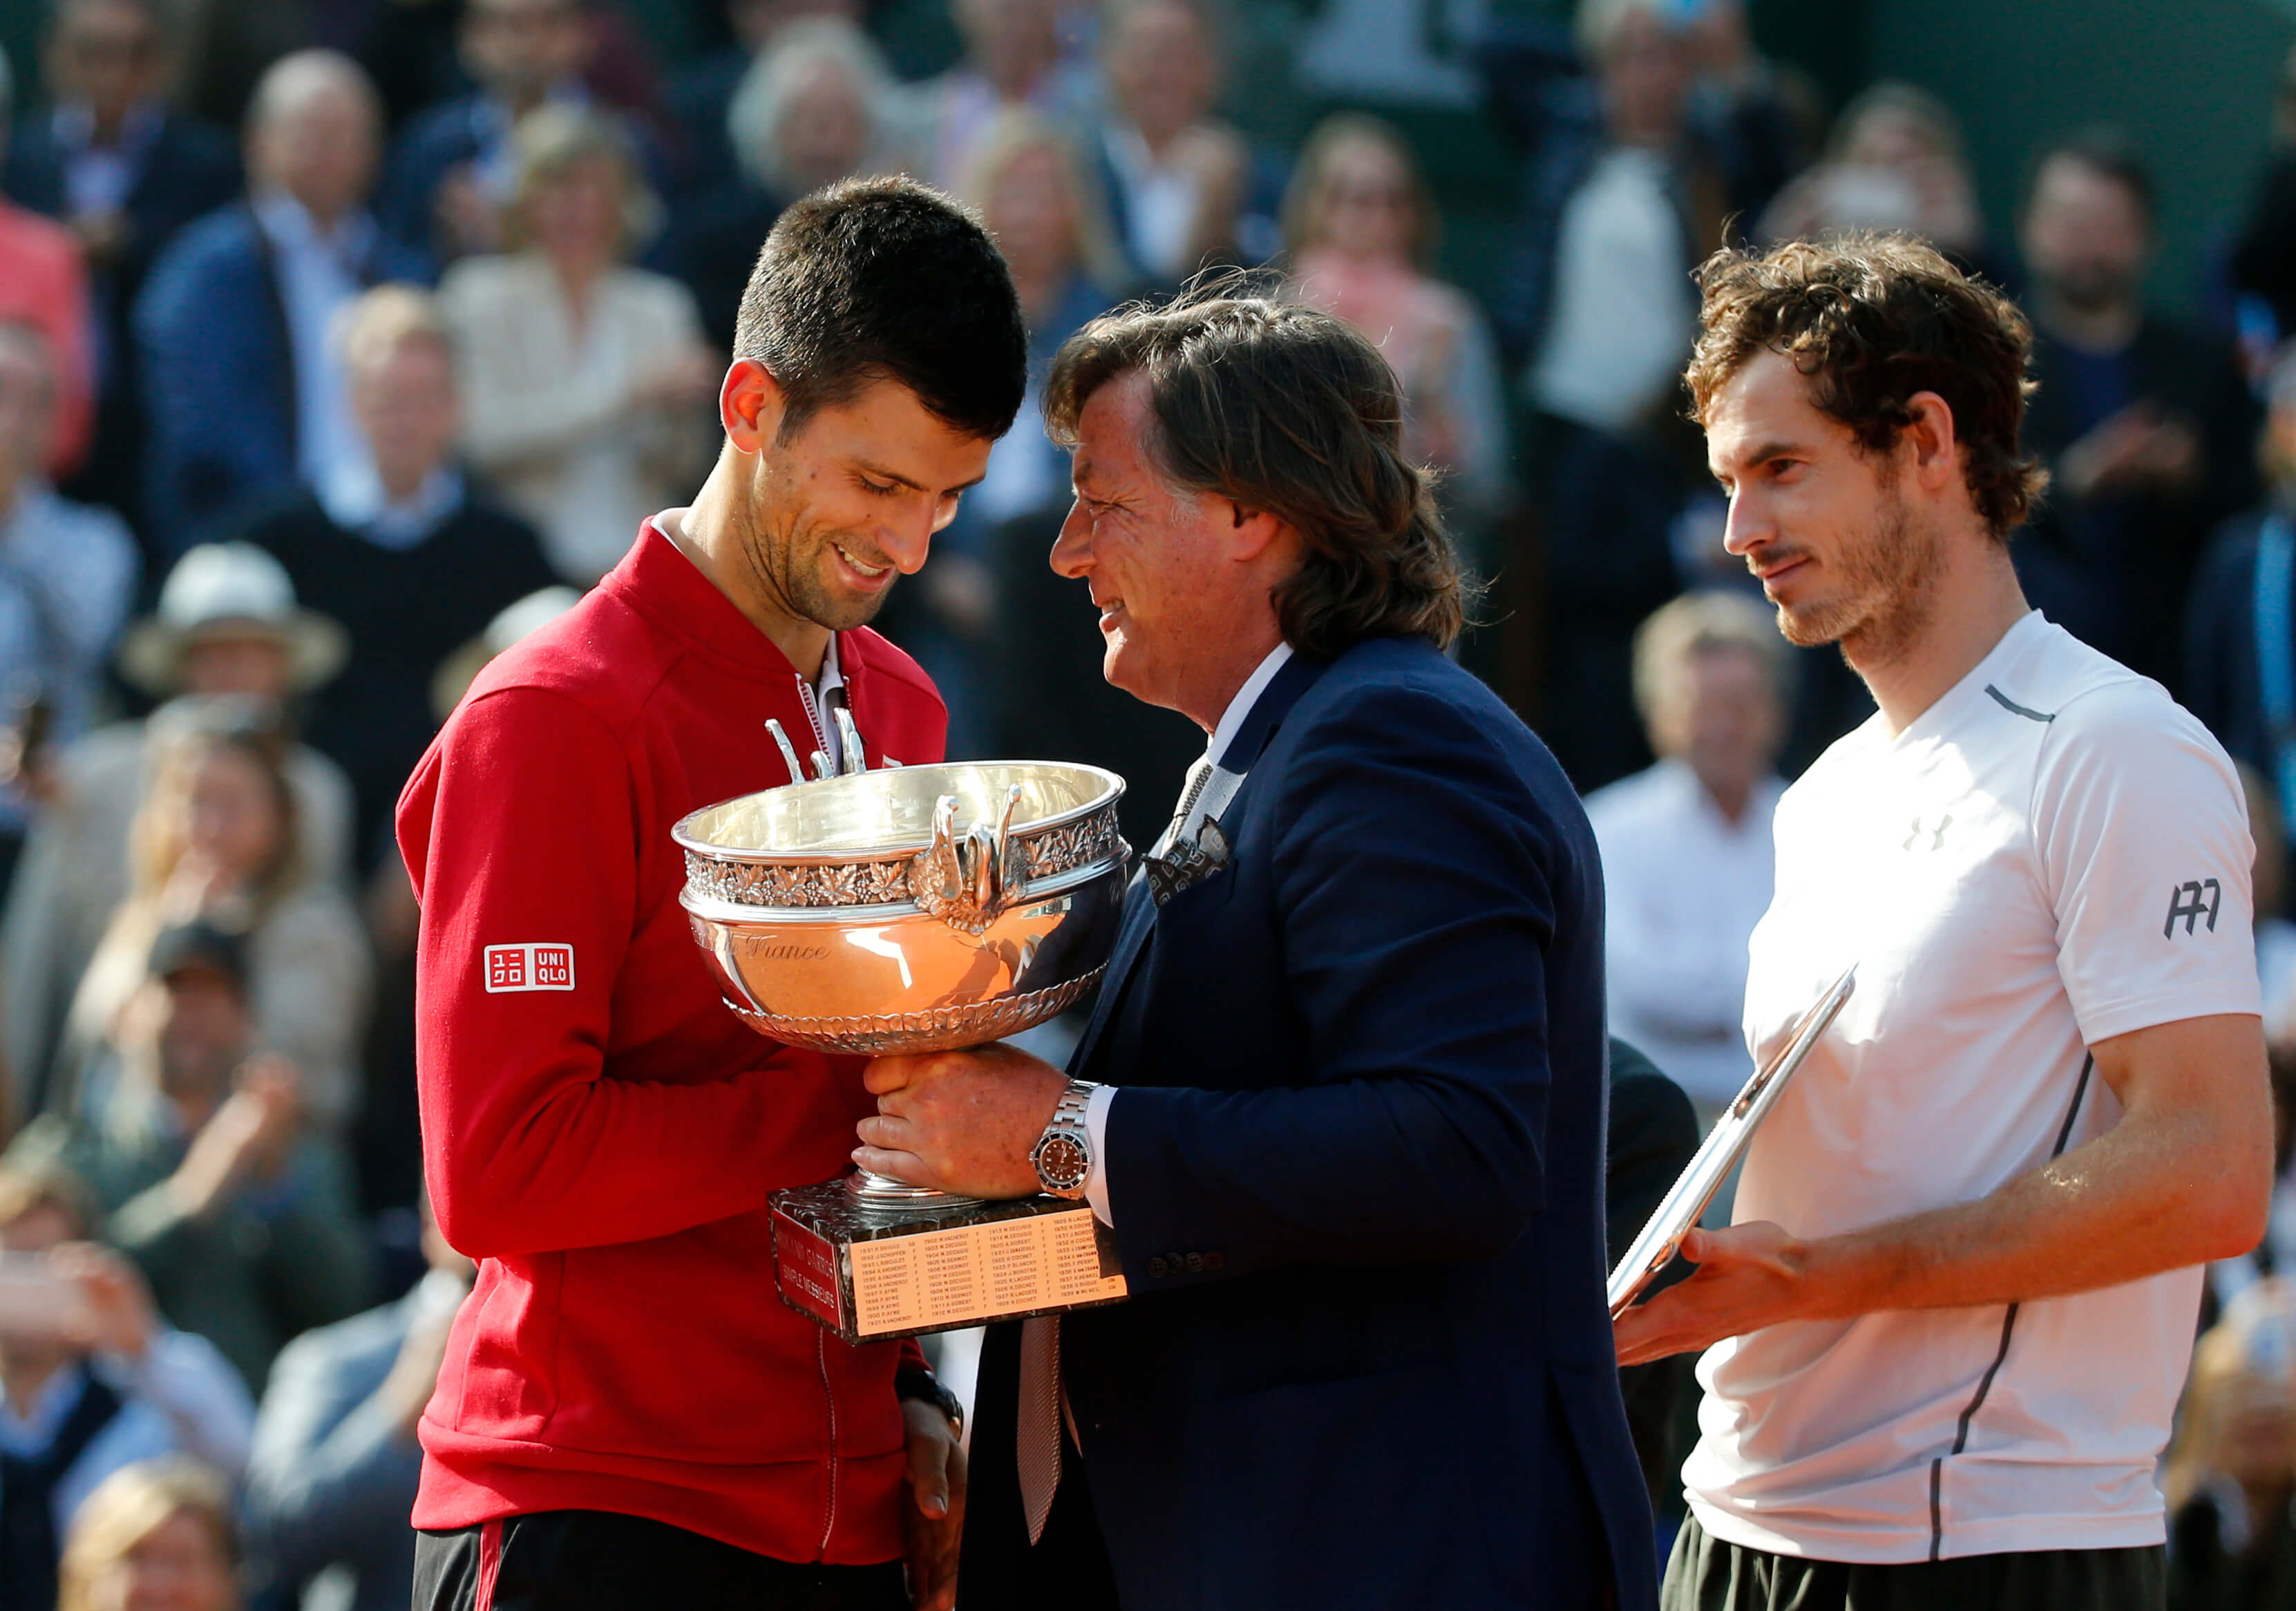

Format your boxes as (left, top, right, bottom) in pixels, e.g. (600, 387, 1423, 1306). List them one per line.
(1043, 289, 1467, 655)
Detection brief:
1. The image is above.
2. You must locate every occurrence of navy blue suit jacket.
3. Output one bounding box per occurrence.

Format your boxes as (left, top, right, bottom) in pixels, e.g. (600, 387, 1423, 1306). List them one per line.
(962, 636, 1655, 1610)
(132, 203, 430, 552)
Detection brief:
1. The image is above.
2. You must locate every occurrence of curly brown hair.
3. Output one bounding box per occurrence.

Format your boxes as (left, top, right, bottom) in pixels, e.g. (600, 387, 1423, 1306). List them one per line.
(1684, 233, 2047, 539)
(1043, 290, 1467, 656)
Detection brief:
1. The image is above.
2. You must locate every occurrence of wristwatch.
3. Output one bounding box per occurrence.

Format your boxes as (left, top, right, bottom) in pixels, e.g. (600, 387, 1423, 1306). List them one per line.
(1030, 1079, 1099, 1199)
(894, 1366, 964, 1439)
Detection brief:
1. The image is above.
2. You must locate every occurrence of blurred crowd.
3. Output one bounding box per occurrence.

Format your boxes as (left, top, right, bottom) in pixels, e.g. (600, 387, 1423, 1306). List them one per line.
(0, 0, 2293, 1605)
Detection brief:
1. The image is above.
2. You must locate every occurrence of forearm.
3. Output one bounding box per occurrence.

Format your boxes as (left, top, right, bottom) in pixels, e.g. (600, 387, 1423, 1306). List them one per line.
(1798, 1100, 2264, 1319)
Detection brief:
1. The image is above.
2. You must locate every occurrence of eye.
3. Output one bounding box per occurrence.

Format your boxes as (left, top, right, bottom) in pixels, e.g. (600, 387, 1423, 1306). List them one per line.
(857, 475, 897, 496)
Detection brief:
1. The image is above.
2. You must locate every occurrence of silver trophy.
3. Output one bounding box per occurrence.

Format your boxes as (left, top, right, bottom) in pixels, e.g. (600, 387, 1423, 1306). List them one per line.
(1607, 964, 1858, 1317)
(674, 717, 1132, 1340)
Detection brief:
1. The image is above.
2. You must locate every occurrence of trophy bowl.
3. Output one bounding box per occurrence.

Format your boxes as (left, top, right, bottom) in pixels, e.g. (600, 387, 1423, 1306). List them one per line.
(673, 761, 1130, 1059)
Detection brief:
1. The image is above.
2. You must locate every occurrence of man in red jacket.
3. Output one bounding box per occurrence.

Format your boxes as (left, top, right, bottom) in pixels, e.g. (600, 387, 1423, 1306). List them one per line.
(397, 177, 1027, 1611)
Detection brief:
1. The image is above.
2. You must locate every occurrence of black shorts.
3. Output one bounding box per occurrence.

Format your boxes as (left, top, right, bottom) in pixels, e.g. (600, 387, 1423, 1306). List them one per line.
(412, 1509, 909, 1611)
(1662, 1514, 2165, 1611)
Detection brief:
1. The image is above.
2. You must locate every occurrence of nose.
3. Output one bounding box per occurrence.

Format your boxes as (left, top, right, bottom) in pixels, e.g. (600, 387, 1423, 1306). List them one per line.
(875, 499, 940, 576)
(1721, 487, 1770, 559)
(1050, 499, 1092, 579)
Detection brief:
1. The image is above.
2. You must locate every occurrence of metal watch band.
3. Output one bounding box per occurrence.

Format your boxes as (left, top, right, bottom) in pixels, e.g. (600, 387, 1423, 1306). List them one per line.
(1032, 1078, 1098, 1198)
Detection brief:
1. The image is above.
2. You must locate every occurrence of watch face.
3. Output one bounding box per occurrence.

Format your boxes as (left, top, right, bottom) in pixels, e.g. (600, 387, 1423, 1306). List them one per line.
(1035, 1133, 1089, 1189)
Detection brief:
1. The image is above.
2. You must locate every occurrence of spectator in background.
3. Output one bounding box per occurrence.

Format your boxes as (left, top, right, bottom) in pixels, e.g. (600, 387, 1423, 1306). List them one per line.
(667, 0, 865, 196)
(2163, 1281, 2296, 1610)
(1480, 0, 1783, 788)
(2188, 344, 2296, 876)
(0, 1161, 250, 1611)
(13, 920, 372, 1394)
(442, 104, 717, 584)
(908, 0, 1089, 196)
(0, 322, 140, 885)
(238, 285, 556, 872)
(57, 1456, 242, 1611)
(2016, 130, 2257, 694)
(1758, 82, 1994, 279)
(379, 0, 657, 266)
(135, 50, 427, 554)
(243, 1193, 473, 1611)
(0, 50, 97, 487)
(668, 16, 900, 352)
(2, 0, 239, 537)
(1282, 113, 1511, 545)
(1092, 0, 1253, 285)
(1586, 591, 1787, 1128)
(1, 547, 352, 1125)
(56, 705, 370, 1136)
(2233, 43, 2296, 352)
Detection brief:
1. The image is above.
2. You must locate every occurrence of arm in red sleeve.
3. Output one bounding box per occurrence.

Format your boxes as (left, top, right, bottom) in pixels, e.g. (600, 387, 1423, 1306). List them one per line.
(402, 686, 777, 1258)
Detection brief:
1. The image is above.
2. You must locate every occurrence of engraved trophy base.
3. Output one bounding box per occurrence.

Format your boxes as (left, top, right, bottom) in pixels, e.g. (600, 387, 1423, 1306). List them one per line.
(772, 1174, 1130, 1344)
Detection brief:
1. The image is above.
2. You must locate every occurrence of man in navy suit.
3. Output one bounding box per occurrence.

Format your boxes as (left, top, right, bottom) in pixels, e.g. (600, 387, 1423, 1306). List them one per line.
(855, 294, 1655, 1610)
(133, 51, 428, 555)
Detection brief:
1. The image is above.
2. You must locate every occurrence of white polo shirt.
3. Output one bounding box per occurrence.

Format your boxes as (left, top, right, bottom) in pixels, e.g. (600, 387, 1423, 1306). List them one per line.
(1684, 610, 2261, 1563)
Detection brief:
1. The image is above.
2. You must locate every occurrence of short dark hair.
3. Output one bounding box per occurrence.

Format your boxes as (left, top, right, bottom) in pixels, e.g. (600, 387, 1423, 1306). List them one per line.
(1685, 233, 2047, 540)
(1044, 291, 1467, 656)
(733, 176, 1027, 444)
(2021, 127, 2155, 225)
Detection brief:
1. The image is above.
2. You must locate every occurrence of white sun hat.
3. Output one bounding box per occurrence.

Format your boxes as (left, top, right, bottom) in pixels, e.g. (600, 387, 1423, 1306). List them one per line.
(118, 543, 351, 695)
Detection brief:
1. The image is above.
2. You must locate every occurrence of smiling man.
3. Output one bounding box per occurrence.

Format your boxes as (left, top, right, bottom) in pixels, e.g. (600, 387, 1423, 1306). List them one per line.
(1613, 234, 2273, 1611)
(852, 294, 1655, 1610)
(395, 177, 1025, 1611)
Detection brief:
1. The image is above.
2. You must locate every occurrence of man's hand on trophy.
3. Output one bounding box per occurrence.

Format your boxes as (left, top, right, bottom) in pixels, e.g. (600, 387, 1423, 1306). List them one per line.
(857, 1044, 1069, 1198)
(1611, 1221, 1819, 1366)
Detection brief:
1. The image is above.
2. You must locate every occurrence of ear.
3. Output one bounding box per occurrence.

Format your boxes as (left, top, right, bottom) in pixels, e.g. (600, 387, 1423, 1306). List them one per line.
(1899, 390, 1962, 494)
(1224, 500, 1289, 564)
(721, 360, 785, 455)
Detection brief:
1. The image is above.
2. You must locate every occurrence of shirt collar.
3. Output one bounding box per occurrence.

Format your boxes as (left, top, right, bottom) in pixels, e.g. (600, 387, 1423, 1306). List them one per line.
(50, 100, 162, 155)
(1208, 643, 1293, 769)
(253, 189, 375, 263)
(0, 1362, 91, 1456)
(321, 460, 466, 549)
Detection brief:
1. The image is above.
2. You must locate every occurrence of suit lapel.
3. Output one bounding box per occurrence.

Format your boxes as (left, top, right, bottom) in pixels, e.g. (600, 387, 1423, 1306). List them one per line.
(1065, 652, 1327, 1077)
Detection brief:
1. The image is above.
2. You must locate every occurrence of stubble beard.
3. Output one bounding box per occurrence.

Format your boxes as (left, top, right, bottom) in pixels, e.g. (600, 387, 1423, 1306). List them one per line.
(731, 469, 894, 636)
(1773, 484, 1941, 673)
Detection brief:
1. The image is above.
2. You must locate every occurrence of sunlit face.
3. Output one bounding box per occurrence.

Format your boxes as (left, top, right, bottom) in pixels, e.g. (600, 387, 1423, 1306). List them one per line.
(1650, 644, 1783, 802)
(1705, 350, 1939, 662)
(1109, 1, 1215, 143)
(178, 636, 291, 699)
(350, 337, 459, 490)
(775, 63, 872, 196)
(2020, 153, 2150, 314)
(1840, 106, 1946, 176)
(737, 376, 992, 633)
(96, 1509, 237, 1611)
(173, 746, 284, 883)
(49, 0, 167, 124)
(252, 79, 379, 223)
(1314, 136, 1415, 263)
(522, 151, 626, 268)
(1050, 372, 1239, 715)
(985, 142, 1077, 283)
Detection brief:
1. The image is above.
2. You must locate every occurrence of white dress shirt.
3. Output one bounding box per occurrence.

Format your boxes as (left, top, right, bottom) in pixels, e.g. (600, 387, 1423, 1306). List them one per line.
(1527, 147, 1696, 431)
(1102, 122, 1201, 282)
(1585, 757, 1783, 1119)
(252, 192, 374, 498)
(1081, 641, 1294, 1225)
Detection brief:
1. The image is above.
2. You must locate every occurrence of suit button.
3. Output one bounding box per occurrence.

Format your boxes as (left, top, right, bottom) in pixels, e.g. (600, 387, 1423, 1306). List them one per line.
(1146, 1256, 1169, 1278)
(1204, 1252, 1224, 1271)
(1184, 1253, 1204, 1274)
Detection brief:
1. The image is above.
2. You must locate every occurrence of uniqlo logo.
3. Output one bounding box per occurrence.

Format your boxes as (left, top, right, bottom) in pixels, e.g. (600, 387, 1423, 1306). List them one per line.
(484, 943, 576, 993)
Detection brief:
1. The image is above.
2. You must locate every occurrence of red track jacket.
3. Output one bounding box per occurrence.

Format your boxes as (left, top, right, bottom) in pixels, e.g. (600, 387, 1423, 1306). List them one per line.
(395, 520, 947, 1563)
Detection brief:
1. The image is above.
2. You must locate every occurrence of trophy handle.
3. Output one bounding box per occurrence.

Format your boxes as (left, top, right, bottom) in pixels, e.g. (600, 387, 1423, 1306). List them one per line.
(911, 788, 1030, 935)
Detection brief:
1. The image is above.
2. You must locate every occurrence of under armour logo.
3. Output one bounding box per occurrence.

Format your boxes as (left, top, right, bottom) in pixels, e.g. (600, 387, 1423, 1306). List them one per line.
(2164, 880, 2223, 938)
(1903, 815, 1952, 851)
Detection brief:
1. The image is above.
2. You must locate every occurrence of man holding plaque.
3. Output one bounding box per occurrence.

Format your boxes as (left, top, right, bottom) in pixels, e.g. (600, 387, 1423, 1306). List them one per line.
(1613, 234, 2273, 1610)
(853, 294, 1655, 1610)
(396, 178, 1025, 1611)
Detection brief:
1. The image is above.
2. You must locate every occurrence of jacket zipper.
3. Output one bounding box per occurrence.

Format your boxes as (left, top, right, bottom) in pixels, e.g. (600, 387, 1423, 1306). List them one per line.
(795, 675, 833, 768)
(815, 1327, 839, 1554)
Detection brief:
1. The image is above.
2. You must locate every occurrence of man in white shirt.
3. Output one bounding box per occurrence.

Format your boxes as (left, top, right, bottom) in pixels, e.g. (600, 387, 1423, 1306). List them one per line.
(1614, 234, 2272, 1610)
(1588, 589, 1788, 1124)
